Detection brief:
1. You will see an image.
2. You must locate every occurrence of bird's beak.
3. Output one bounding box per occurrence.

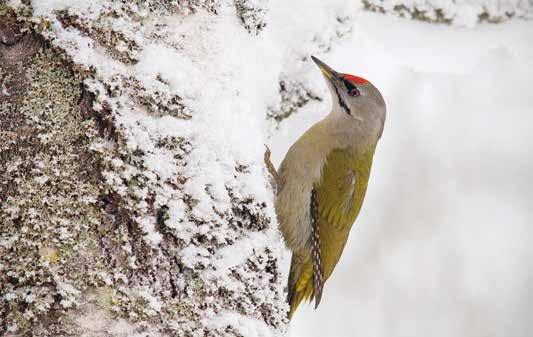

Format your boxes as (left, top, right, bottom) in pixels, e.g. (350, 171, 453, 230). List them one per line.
(311, 56, 339, 81)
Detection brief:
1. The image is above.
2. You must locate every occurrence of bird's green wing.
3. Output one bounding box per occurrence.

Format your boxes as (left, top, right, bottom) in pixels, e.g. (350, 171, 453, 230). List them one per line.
(313, 146, 376, 306)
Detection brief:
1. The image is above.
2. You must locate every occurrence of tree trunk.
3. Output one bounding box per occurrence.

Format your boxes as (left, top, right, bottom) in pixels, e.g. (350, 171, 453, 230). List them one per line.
(362, 0, 531, 26)
(0, 2, 288, 336)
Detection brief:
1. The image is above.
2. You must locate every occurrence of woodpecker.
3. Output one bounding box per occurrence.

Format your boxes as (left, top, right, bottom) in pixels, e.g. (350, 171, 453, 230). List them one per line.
(274, 56, 386, 318)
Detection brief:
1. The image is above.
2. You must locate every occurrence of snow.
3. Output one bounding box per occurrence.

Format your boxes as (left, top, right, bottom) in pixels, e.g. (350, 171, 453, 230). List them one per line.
(1, 82, 10, 96)
(203, 310, 275, 337)
(55, 279, 82, 308)
(4, 293, 17, 301)
(76, 308, 144, 336)
(32, 0, 107, 18)
(209, 231, 271, 278)
(132, 288, 163, 314)
(137, 216, 163, 247)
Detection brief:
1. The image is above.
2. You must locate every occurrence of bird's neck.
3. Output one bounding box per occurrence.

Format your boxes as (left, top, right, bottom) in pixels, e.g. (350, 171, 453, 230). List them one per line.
(323, 111, 381, 154)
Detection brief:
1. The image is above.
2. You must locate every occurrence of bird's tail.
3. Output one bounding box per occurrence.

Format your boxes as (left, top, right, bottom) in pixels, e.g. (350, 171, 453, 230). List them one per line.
(287, 253, 315, 319)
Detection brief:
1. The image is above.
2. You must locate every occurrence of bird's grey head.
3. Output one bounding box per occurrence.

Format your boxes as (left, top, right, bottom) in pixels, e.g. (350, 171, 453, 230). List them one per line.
(311, 56, 386, 138)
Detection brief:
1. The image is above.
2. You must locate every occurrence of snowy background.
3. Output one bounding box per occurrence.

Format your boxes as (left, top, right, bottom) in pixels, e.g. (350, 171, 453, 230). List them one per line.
(268, 8, 533, 337)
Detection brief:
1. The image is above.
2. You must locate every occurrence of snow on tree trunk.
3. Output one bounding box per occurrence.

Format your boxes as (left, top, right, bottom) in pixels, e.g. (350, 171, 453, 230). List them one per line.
(362, 0, 532, 26)
(0, 2, 288, 336)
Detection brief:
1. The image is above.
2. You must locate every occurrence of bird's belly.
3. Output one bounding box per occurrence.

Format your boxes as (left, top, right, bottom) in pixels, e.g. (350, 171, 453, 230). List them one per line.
(275, 180, 314, 254)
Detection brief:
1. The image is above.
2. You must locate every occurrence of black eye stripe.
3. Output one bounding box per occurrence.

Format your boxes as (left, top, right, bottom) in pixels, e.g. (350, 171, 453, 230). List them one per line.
(343, 79, 355, 90)
(334, 85, 351, 115)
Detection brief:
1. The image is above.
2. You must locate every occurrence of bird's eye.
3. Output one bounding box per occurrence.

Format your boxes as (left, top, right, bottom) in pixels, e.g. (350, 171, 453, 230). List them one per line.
(343, 79, 360, 97)
(348, 88, 360, 97)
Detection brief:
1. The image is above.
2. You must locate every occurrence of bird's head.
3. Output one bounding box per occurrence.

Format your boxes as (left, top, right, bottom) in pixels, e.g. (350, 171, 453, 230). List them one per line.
(311, 56, 386, 132)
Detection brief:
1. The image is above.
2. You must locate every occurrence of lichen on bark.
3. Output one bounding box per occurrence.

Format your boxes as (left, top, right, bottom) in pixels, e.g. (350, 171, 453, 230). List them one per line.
(0, 9, 110, 335)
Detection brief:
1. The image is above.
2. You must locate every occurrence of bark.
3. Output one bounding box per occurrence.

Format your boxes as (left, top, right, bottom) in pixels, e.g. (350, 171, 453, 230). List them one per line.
(362, 0, 531, 26)
(0, 3, 287, 336)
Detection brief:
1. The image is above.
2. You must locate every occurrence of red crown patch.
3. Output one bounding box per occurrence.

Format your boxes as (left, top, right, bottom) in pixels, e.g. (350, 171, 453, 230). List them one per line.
(343, 74, 369, 85)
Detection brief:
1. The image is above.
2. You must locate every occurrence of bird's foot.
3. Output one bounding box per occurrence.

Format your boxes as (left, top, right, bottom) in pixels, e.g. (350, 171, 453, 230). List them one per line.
(264, 145, 280, 192)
